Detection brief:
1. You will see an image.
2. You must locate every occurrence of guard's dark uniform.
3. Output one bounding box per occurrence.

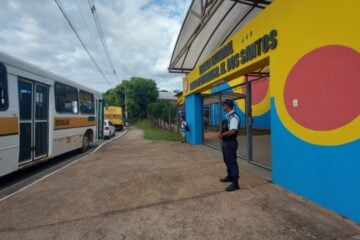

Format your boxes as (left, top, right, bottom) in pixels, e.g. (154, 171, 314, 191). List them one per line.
(221, 111, 240, 180)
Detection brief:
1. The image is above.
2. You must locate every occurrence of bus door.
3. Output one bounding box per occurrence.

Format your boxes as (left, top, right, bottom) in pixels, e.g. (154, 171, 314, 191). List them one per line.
(18, 78, 49, 163)
(96, 99, 104, 139)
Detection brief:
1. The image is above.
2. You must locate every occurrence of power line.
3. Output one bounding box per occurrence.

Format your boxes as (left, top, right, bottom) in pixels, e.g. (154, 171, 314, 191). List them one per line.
(88, 0, 120, 83)
(74, 0, 103, 59)
(73, 0, 117, 85)
(54, 0, 114, 87)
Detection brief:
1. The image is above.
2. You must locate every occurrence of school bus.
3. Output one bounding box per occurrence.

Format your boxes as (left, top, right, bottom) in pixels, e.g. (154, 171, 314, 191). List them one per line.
(104, 106, 124, 130)
(0, 52, 104, 177)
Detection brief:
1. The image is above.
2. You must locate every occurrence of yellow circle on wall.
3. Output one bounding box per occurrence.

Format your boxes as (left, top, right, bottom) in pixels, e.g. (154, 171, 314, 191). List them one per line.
(275, 45, 360, 146)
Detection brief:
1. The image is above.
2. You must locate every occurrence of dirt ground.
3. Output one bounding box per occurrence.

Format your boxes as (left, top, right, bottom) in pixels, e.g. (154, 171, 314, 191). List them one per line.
(0, 128, 358, 240)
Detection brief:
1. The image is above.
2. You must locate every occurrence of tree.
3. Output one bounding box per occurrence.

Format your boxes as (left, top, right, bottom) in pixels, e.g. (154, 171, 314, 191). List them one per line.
(148, 100, 177, 123)
(103, 76, 158, 120)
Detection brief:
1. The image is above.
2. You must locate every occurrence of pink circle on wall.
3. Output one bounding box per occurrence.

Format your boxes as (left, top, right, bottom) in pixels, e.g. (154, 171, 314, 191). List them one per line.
(284, 45, 360, 131)
(241, 77, 269, 105)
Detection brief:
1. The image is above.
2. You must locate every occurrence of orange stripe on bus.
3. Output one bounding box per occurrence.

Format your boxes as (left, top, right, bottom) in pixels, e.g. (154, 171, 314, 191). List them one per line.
(0, 117, 18, 135)
(54, 117, 96, 130)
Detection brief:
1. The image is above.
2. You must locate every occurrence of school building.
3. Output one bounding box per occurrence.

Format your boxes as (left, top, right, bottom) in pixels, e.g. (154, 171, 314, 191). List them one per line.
(169, 0, 360, 223)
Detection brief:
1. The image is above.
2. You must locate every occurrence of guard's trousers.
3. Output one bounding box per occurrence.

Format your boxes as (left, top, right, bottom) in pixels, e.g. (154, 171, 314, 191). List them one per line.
(221, 139, 239, 180)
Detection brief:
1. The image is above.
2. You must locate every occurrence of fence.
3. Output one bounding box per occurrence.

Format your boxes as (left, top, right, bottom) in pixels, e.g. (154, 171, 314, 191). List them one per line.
(148, 116, 180, 134)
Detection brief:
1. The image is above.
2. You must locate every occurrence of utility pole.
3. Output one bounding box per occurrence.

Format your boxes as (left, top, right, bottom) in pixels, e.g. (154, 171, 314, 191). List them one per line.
(124, 88, 129, 127)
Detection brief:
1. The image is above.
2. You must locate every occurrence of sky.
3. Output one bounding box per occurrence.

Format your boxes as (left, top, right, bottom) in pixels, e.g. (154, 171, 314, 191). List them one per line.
(0, 0, 190, 92)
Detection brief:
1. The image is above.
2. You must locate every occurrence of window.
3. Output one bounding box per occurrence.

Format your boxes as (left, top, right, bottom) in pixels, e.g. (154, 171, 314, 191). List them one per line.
(79, 90, 94, 114)
(0, 63, 8, 111)
(35, 84, 49, 120)
(55, 82, 78, 114)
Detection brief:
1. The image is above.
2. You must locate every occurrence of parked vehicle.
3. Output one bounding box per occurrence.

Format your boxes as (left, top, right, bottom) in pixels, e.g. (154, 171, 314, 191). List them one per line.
(104, 120, 116, 139)
(104, 106, 124, 131)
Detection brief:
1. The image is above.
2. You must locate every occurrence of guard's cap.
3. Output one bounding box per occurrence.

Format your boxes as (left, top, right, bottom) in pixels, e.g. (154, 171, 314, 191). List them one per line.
(222, 99, 235, 108)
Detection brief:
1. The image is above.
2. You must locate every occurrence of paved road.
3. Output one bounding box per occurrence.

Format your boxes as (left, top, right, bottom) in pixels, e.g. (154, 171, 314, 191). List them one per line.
(0, 128, 358, 240)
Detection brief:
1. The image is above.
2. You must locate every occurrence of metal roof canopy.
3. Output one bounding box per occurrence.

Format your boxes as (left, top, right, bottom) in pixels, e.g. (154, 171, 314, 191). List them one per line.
(169, 0, 272, 73)
(203, 92, 245, 105)
(202, 70, 269, 105)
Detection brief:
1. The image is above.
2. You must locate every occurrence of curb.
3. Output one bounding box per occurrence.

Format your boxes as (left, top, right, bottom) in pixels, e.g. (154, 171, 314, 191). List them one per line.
(0, 129, 128, 202)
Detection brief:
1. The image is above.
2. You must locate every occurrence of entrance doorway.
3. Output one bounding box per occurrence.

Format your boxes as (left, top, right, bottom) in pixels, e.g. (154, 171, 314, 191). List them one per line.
(18, 78, 49, 164)
(202, 69, 271, 170)
(202, 91, 245, 160)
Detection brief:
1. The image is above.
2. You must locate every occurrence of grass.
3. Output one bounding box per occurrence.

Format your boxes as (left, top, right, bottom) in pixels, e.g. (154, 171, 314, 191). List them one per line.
(133, 119, 181, 142)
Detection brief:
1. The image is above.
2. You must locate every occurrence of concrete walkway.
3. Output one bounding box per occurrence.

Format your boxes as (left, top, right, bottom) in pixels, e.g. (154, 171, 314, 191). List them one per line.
(0, 128, 358, 240)
(204, 131, 271, 168)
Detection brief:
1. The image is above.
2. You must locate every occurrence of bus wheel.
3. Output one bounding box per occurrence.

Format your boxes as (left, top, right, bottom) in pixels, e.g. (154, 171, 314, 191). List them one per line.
(81, 134, 90, 152)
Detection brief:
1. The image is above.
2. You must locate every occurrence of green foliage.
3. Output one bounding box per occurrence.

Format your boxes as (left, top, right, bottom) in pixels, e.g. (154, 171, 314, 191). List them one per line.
(103, 77, 158, 120)
(148, 100, 177, 123)
(134, 119, 181, 141)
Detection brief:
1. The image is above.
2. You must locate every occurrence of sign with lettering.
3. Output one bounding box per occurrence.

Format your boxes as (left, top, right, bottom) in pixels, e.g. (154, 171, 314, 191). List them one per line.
(189, 29, 278, 91)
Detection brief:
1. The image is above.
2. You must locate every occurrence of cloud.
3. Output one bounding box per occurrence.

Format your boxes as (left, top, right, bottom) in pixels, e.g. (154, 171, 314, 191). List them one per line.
(0, 0, 190, 92)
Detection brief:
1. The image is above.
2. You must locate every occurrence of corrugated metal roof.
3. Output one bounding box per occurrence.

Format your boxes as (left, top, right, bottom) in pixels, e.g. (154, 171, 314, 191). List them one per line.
(169, 0, 272, 73)
(158, 91, 177, 100)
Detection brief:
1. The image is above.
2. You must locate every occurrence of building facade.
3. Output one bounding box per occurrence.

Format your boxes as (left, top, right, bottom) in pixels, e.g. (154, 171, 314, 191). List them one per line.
(170, 0, 360, 223)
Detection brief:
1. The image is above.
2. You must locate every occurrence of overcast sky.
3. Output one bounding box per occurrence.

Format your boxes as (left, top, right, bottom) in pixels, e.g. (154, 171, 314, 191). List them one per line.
(0, 0, 190, 92)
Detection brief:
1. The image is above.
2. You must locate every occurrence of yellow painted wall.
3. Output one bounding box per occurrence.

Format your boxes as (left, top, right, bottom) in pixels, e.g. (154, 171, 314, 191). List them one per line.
(185, 0, 360, 146)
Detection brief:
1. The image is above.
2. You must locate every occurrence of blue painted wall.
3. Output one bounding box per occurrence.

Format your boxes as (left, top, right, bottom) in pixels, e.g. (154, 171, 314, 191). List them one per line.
(211, 83, 232, 94)
(209, 103, 221, 126)
(271, 98, 360, 223)
(185, 93, 203, 145)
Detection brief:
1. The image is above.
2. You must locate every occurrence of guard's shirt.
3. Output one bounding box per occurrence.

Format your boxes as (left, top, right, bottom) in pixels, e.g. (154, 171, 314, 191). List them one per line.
(226, 110, 240, 131)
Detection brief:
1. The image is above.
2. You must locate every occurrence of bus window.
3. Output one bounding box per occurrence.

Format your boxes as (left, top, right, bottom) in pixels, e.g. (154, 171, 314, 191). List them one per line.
(55, 82, 79, 114)
(0, 63, 8, 111)
(79, 90, 94, 114)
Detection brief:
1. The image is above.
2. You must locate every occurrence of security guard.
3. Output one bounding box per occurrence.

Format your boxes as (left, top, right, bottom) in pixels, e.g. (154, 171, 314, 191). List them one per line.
(217, 99, 240, 191)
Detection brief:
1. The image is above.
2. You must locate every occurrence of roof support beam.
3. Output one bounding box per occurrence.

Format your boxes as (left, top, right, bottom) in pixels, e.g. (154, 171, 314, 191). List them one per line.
(220, 0, 260, 45)
(247, 72, 270, 77)
(189, 9, 202, 20)
(169, 0, 223, 70)
(168, 67, 193, 73)
(193, 1, 238, 67)
(231, 0, 266, 9)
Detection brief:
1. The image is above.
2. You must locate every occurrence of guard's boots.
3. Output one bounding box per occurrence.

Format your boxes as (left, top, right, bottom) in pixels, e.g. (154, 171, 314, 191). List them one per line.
(225, 179, 240, 192)
(220, 176, 232, 182)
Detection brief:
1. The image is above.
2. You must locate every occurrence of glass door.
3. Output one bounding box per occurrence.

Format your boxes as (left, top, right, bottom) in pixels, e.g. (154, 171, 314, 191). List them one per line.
(18, 79, 49, 163)
(18, 79, 33, 163)
(34, 83, 49, 159)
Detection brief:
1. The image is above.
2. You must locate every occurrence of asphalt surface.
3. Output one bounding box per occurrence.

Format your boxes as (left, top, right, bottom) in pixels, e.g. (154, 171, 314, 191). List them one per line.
(0, 127, 358, 240)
